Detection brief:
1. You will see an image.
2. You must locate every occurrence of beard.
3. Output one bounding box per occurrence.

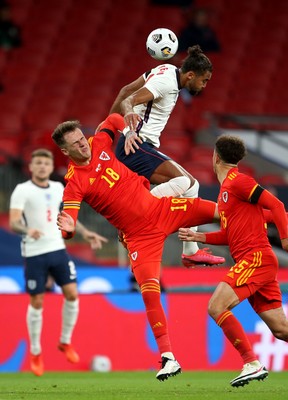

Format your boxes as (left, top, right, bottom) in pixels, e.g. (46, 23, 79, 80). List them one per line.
(188, 89, 200, 96)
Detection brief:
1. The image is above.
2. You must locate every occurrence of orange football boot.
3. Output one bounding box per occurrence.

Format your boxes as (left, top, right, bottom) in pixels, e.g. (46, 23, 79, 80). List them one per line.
(58, 343, 80, 363)
(30, 353, 44, 376)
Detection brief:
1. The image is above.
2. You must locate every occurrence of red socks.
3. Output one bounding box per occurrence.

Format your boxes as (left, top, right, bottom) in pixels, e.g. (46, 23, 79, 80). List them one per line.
(140, 280, 172, 354)
(216, 310, 257, 364)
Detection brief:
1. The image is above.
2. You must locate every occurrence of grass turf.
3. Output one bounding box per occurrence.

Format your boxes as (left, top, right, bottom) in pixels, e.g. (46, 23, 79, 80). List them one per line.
(0, 371, 287, 400)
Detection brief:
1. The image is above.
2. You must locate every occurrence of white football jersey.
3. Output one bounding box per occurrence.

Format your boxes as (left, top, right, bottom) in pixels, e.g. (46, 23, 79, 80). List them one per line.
(135, 64, 181, 147)
(10, 180, 66, 257)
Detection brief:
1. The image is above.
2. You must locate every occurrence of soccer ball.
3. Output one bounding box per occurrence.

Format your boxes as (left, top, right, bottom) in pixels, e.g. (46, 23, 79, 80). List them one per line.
(146, 28, 178, 61)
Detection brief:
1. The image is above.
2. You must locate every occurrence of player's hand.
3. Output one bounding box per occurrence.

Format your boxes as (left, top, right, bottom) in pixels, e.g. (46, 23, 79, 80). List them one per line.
(124, 112, 141, 131)
(57, 211, 75, 233)
(281, 237, 288, 252)
(27, 228, 43, 240)
(178, 228, 206, 243)
(82, 230, 109, 250)
(124, 130, 143, 155)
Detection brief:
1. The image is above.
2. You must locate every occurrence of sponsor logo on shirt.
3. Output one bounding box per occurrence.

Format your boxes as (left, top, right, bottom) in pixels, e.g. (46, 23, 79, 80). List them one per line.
(131, 252, 138, 261)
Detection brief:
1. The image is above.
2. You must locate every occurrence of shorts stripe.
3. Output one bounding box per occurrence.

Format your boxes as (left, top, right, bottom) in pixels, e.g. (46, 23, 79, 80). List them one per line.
(236, 251, 262, 286)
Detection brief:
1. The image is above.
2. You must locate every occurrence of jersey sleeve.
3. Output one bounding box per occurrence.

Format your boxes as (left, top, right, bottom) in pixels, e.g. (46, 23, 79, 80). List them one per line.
(61, 181, 82, 239)
(205, 229, 228, 245)
(96, 113, 126, 140)
(145, 72, 174, 99)
(230, 173, 260, 202)
(258, 190, 288, 239)
(9, 184, 26, 210)
(232, 174, 288, 240)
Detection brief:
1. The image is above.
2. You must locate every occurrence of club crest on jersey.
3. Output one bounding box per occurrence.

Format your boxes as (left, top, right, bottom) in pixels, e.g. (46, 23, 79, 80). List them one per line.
(222, 191, 228, 203)
(130, 251, 138, 261)
(99, 151, 110, 161)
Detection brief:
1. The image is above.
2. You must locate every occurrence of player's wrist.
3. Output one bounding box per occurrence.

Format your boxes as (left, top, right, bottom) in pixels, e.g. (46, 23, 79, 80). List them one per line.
(122, 126, 135, 137)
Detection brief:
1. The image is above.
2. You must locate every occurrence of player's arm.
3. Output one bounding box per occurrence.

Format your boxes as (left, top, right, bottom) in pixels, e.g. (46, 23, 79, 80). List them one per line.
(109, 75, 145, 115)
(98, 113, 143, 155)
(121, 86, 154, 131)
(9, 208, 43, 239)
(178, 228, 228, 245)
(119, 85, 154, 155)
(257, 189, 288, 250)
(75, 220, 108, 250)
(57, 209, 78, 239)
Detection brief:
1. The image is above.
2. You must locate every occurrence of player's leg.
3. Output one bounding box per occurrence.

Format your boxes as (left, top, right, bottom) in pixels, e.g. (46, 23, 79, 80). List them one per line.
(259, 307, 288, 340)
(151, 159, 224, 266)
(161, 196, 224, 264)
(253, 279, 288, 341)
(25, 255, 46, 376)
(132, 258, 181, 381)
(122, 142, 224, 266)
(209, 279, 268, 387)
(51, 250, 80, 363)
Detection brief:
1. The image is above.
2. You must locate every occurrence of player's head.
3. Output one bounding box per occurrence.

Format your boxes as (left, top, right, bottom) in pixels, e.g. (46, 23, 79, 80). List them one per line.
(52, 120, 91, 165)
(180, 45, 212, 95)
(29, 148, 54, 181)
(214, 135, 247, 166)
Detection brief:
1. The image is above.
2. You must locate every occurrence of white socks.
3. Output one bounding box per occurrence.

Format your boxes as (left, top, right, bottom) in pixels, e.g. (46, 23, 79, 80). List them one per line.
(60, 299, 79, 344)
(150, 176, 190, 197)
(182, 179, 200, 255)
(27, 304, 43, 355)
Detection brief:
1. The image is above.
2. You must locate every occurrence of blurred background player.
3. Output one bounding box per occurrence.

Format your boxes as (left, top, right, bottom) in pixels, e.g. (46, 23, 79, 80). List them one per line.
(0, 1, 22, 51)
(177, 7, 220, 55)
(109, 45, 224, 268)
(179, 135, 288, 387)
(9, 148, 108, 376)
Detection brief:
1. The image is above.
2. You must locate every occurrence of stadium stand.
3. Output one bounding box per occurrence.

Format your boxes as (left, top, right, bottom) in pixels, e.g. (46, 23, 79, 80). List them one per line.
(0, 0, 287, 213)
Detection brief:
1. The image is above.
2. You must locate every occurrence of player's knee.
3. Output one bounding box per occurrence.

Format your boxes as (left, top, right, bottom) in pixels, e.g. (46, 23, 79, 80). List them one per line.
(183, 179, 200, 198)
(272, 328, 288, 341)
(173, 176, 191, 195)
(207, 304, 217, 320)
(63, 290, 78, 302)
(207, 301, 223, 321)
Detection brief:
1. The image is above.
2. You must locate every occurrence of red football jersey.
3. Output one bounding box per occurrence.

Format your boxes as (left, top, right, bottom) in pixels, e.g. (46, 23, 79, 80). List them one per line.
(62, 117, 163, 234)
(61, 113, 217, 266)
(217, 167, 272, 260)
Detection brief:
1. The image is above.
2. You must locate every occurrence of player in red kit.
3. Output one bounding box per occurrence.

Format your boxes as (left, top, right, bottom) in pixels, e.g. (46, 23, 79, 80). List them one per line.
(52, 112, 220, 381)
(179, 134, 288, 387)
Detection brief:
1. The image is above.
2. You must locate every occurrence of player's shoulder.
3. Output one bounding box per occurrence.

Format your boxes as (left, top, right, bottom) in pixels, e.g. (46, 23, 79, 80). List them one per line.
(49, 180, 64, 189)
(147, 63, 177, 77)
(12, 180, 31, 191)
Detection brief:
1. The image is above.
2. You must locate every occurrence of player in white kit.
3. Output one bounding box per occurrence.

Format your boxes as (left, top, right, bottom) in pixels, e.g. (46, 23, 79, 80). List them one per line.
(110, 45, 224, 267)
(9, 148, 108, 376)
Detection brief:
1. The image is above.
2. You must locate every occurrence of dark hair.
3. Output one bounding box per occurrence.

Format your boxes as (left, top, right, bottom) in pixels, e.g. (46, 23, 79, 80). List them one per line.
(52, 120, 81, 147)
(181, 45, 213, 74)
(215, 135, 247, 164)
(31, 148, 53, 160)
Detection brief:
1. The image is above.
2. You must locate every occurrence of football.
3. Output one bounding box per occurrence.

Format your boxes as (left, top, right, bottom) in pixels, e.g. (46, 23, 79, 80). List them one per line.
(146, 28, 178, 61)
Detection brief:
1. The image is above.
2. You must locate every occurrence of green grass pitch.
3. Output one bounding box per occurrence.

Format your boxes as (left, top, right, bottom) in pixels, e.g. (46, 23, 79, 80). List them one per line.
(0, 371, 287, 400)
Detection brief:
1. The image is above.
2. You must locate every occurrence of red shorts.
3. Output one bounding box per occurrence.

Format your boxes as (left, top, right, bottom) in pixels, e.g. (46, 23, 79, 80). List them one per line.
(125, 197, 216, 285)
(222, 249, 282, 313)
